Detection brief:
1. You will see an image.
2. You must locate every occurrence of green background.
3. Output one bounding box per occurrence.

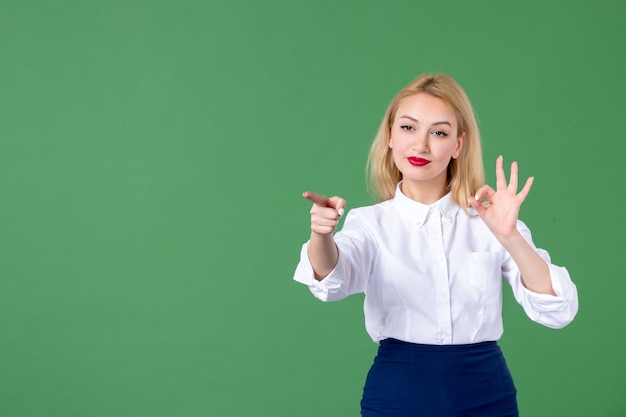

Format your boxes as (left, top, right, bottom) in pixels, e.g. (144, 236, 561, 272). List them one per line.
(1, 0, 623, 415)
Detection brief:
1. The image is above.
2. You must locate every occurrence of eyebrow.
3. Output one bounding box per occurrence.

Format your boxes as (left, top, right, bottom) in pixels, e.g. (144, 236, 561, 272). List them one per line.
(399, 115, 452, 127)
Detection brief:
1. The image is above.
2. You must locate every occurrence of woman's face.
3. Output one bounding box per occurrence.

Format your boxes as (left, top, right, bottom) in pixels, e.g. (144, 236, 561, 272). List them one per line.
(389, 93, 464, 198)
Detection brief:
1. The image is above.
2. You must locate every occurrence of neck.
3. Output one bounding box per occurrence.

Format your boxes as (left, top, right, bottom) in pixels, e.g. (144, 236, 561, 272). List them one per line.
(400, 179, 448, 205)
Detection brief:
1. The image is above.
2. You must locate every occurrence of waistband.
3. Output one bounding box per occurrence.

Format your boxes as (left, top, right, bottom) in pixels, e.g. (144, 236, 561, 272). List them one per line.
(379, 338, 498, 353)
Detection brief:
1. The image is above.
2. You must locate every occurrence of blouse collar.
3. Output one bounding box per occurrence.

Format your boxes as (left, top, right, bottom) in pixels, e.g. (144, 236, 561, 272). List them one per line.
(392, 182, 460, 227)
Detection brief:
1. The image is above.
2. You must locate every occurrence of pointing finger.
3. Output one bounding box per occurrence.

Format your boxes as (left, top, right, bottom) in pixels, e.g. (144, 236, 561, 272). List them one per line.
(303, 191, 331, 207)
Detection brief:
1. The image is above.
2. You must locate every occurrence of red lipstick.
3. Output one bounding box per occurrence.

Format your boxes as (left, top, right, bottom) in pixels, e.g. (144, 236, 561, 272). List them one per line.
(407, 157, 430, 166)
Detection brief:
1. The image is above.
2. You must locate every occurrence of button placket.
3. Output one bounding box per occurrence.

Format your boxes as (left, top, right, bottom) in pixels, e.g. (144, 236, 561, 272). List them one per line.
(428, 209, 452, 344)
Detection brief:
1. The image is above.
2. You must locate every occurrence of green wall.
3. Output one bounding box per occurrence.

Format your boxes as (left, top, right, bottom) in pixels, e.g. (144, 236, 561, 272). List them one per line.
(1, 0, 624, 415)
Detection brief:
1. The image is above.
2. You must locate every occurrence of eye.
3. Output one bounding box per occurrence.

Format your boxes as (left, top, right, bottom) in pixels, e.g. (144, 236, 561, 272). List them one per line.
(400, 125, 415, 131)
(432, 130, 449, 137)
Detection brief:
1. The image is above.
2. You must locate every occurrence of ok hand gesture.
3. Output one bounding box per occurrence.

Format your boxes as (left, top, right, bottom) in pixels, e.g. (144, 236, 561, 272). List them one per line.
(468, 156, 534, 240)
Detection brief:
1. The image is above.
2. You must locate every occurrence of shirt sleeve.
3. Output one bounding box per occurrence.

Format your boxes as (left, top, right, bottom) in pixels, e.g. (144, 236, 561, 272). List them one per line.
(502, 221, 579, 329)
(292, 209, 377, 302)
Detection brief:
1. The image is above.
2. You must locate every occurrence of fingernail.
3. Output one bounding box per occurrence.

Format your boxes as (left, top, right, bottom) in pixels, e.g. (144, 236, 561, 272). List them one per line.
(338, 208, 345, 218)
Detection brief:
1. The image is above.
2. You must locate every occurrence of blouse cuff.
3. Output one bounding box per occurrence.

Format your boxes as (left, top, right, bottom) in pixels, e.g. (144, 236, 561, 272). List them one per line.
(293, 242, 347, 302)
(522, 264, 578, 327)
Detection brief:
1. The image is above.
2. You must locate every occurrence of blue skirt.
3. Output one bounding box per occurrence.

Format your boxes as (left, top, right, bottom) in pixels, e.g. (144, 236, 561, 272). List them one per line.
(361, 339, 518, 417)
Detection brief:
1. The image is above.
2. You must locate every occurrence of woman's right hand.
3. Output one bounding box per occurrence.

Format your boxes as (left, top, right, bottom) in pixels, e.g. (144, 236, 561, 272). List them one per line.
(303, 191, 346, 235)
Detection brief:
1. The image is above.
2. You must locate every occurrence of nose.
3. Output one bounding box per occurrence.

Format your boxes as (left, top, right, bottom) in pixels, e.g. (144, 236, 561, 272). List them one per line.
(411, 132, 429, 153)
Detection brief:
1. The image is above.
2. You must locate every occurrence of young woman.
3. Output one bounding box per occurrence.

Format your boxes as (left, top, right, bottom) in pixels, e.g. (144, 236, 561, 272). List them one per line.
(293, 73, 578, 416)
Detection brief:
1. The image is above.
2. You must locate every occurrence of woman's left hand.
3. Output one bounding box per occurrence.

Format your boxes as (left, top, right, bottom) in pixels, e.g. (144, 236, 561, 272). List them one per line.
(468, 156, 534, 240)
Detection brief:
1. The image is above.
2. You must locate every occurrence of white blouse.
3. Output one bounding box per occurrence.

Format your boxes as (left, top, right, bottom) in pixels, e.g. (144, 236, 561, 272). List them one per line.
(293, 186, 578, 345)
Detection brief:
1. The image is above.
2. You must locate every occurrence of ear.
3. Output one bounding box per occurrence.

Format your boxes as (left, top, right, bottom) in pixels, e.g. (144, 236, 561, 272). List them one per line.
(452, 132, 465, 159)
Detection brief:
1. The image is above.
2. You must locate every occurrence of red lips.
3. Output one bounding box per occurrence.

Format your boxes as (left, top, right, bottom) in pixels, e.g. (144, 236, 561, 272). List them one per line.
(407, 156, 430, 166)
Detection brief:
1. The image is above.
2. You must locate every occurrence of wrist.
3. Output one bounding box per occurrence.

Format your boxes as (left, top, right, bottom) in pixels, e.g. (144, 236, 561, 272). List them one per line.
(494, 230, 524, 247)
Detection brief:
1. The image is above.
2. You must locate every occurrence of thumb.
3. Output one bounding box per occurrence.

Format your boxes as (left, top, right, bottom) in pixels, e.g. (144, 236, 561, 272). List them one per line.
(328, 196, 346, 218)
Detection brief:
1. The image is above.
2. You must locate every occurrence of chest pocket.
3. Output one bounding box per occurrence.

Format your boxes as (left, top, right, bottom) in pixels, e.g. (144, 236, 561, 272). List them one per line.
(468, 251, 502, 293)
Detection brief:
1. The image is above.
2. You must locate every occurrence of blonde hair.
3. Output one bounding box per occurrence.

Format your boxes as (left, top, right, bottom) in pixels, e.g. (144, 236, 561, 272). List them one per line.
(367, 73, 484, 212)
